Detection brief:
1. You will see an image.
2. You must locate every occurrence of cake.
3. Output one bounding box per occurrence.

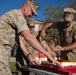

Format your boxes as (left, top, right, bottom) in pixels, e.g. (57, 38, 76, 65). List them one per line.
(60, 62, 76, 67)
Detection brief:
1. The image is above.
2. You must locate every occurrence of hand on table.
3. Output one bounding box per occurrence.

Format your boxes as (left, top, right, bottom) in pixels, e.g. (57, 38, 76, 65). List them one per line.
(27, 55, 40, 65)
(52, 60, 62, 68)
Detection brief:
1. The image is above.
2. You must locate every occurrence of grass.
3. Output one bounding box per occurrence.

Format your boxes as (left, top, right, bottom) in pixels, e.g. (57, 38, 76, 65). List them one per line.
(9, 62, 17, 71)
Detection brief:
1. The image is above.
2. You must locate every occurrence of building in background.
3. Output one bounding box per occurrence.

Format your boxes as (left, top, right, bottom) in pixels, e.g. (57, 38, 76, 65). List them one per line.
(34, 20, 43, 33)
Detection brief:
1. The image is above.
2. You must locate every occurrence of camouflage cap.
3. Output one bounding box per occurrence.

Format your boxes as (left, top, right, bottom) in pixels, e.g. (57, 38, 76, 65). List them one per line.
(64, 8, 76, 13)
(26, 0, 40, 16)
(63, 8, 76, 22)
(44, 34, 53, 42)
(28, 19, 35, 27)
(46, 28, 59, 37)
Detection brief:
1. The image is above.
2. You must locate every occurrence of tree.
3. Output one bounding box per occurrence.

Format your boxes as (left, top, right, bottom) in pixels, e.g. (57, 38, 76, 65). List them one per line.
(43, 2, 76, 23)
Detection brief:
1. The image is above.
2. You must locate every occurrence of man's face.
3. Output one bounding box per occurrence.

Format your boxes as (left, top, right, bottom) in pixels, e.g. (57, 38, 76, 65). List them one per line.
(29, 26, 35, 33)
(63, 12, 74, 23)
(64, 21, 71, 27)
(24, 5, 34, 19)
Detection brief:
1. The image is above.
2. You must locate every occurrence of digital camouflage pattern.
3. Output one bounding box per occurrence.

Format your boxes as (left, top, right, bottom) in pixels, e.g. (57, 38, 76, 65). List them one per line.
(0, 9, 29, 75)
(27, 19, 35, 27)
(26, 0, 40, 16)
(16, 19, 37, 75)
(64, 8, 76, 14)
(64, 21, 76, 61)
(0, 62, 12, 75)
(24, 31, 37, 57)
(63, 8, 76, 61)
(45, 28, 59, 41)
(52, 21, 76, 61)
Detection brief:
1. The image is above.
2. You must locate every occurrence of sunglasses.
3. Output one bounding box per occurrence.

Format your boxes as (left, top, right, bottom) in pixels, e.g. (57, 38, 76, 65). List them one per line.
(29, 26, 35, 28)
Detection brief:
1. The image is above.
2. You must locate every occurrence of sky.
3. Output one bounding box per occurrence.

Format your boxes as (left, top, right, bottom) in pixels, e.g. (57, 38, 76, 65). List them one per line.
(0, 0, 76, 21)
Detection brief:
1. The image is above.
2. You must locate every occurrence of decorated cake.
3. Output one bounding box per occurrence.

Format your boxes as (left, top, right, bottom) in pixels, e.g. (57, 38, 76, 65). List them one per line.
(60, 62, 76, 67)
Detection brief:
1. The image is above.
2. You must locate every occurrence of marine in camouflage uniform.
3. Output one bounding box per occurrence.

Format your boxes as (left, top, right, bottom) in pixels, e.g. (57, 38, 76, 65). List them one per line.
(24, 19, 37, 58)
(64, 21, 76, 61)
(52, 20, 76, 61)
(41, 8, 76, 61)
(53, 8, 76, 61)
(16, 19, 37, 75)
(0, 0, 39, 75)
(0, 9, 29, 75)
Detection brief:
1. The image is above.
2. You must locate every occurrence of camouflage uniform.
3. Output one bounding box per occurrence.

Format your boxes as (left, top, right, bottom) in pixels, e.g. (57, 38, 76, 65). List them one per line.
(27, 19, 37, 58)
(52, 21, 76, 61)
(0, 9, 29, 75)
(16, 20, 37, 75)
(64, 21, 76, 61)
(49, 8, 76, 61)
(24, 31, 37, 58)
(18, 31, 37, 58)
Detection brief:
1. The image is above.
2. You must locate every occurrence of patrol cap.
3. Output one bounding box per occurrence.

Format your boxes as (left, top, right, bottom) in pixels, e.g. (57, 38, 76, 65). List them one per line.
(63, 8, 76, 22)
(44, 34, 53, 42)
(26, 0, 40, 16)
(28, 19, 35, 27)
(64, 8, 76, 13)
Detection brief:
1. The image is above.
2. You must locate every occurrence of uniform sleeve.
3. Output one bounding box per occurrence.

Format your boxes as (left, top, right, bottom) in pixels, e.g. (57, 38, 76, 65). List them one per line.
(14, 16, 29, 33)
(73, 24, 76, 41)
(11, 10, 29, 33)
(40, 40, 46, 45)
